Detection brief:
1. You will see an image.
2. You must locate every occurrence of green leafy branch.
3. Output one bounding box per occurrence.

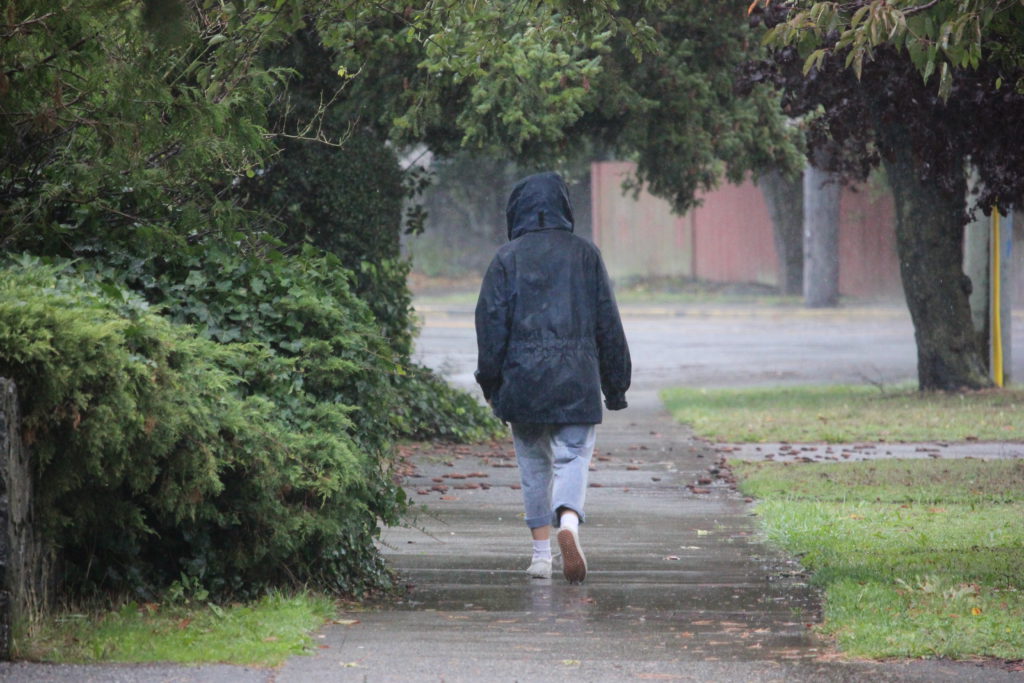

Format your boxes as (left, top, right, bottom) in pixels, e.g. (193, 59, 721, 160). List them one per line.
(760, 0, 1023, 99)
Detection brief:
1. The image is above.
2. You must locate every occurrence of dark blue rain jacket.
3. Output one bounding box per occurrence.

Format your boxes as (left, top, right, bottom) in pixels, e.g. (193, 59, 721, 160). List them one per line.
(475, 172, 631, 424)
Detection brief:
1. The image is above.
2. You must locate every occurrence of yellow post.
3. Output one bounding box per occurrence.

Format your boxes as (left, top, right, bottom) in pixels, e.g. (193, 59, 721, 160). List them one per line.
(991, 210, 1004, 387)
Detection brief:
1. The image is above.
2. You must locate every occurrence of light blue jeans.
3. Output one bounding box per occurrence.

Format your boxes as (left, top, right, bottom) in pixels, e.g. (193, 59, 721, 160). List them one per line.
(511, 423, 596, 529)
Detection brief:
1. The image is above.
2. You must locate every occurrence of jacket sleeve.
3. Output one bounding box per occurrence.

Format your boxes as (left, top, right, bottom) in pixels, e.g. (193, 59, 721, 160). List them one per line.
(474, 255, 512, 401)
(595, 254, 631, 410)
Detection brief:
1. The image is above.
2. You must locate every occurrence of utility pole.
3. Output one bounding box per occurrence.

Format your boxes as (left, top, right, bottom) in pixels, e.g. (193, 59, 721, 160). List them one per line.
(802, 159, 841, 308)
(964, 195, 989, 366)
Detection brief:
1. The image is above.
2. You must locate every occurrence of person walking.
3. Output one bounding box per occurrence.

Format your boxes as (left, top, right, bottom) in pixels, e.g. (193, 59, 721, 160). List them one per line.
(475, 171, 631, 584)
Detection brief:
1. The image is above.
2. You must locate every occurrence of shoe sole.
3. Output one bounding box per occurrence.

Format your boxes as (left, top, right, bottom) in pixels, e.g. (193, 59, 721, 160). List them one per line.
(557, 529, 587, 584)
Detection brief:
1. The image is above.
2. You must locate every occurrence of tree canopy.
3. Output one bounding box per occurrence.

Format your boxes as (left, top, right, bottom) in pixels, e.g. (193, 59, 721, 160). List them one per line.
(755, 0, 1024, 212)
(386, 1, 802, 212)
(764, 0, 1024, 99)
(575, 1, 802, 212)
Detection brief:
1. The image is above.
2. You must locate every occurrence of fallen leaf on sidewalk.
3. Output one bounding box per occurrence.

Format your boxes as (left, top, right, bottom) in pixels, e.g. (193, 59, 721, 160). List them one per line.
(332, 618, 360, 626)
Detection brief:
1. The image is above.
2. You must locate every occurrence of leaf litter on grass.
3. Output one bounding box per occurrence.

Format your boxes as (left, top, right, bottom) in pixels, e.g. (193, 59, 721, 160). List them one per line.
(661, 384, 1024, 443)
(733, 458, 1024, 505)
(734, 459, 1024, 660)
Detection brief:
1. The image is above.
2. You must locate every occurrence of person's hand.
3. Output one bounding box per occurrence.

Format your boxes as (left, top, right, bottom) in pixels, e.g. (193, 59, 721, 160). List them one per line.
(605, 394, 628, 411)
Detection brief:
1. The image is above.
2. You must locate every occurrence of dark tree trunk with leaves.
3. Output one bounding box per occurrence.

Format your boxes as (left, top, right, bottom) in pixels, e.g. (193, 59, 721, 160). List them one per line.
(882, 137, 991, 391)
(759, 169, 804, 296)
(802, 160, 840, 307)
(753, 6, 1024, 390)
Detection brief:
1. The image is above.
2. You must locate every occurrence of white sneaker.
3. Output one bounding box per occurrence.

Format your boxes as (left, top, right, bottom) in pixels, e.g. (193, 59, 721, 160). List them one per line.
(557, 528, 587, 584)
(525, 557, 552, 579)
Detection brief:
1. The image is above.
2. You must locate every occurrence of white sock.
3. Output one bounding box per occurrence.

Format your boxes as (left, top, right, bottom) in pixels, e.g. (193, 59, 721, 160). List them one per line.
(532, 539, 551, 560)
(559, 510, 580, 534)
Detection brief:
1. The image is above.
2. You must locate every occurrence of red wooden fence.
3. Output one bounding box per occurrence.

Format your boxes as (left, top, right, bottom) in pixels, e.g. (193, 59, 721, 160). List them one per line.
(592, 161, 904, 298)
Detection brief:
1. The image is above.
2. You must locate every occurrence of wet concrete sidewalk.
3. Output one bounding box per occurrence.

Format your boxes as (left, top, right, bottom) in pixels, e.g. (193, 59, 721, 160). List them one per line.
(275, 391, 1018, 682)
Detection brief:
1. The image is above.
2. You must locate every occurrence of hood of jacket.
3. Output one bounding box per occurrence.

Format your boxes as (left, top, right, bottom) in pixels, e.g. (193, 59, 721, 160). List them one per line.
(505, 172, 575, 241)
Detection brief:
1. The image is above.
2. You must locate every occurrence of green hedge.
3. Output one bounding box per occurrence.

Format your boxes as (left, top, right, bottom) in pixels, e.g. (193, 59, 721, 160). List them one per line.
(0, 258, 404, 598)
(393, 363, 505, 442)
(102, 245, 500, 447)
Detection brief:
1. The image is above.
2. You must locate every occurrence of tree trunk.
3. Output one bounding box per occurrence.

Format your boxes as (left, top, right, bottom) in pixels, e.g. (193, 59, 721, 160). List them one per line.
(802, 160, 841, 307)
(759, 169, 804, 296)
(0, 378, 53, 654)
(883, 151, 991, 391)
(0, 380, 11, 660)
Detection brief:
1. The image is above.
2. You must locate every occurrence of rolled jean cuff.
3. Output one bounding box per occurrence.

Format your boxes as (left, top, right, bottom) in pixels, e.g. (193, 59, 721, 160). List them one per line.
(525, 514, 552, 529)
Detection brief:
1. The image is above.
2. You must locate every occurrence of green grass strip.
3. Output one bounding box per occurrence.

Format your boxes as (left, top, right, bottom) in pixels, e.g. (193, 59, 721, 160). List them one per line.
(737, 458, 1024, 504)
(734, 459, 1024, 659)
(661, 384, 1024, 443)
(22, 592, 336, 667)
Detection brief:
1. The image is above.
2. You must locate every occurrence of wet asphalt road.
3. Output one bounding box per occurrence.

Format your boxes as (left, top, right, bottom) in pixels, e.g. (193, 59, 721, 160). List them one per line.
(413, 301, 996, 396)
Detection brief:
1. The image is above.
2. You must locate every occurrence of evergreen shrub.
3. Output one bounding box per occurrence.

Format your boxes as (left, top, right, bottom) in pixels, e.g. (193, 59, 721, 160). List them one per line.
(392, 364, 505, 442)
(0, 258, 404, 598)
(99, 244, 501, 447)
